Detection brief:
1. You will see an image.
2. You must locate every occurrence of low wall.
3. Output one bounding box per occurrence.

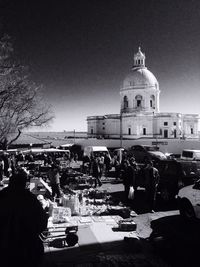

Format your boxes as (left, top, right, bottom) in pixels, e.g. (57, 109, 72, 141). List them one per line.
(73, 138, 200, 154)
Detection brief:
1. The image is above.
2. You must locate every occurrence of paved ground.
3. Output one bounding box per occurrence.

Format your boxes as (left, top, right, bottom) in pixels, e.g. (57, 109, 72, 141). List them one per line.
(94, 179, 200, 267)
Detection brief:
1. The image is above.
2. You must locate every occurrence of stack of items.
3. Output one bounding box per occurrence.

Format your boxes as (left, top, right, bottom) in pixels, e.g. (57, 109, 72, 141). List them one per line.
(51, 206, 72, 223)
(61, 194, 80, 215)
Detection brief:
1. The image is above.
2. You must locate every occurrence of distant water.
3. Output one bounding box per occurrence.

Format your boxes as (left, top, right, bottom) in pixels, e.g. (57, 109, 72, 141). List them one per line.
(28, 131, 87, 139)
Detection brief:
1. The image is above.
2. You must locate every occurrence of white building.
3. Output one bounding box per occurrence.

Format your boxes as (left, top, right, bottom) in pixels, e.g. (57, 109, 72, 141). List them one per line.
(87, 47, 199, 140)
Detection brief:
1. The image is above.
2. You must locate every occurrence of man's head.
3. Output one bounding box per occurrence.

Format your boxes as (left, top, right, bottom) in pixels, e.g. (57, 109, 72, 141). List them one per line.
(9, 168, 29, 189)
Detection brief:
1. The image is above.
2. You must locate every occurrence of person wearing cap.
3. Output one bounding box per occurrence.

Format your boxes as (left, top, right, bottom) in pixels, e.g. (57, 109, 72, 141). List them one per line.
(0, 168, 48, 267)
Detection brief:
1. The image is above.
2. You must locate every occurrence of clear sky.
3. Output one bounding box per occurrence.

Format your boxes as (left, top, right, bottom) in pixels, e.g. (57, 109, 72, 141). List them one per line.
(1, 0, 200, 132)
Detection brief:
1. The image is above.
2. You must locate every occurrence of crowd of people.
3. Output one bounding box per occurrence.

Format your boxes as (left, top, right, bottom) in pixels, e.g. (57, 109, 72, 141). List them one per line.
(0, 149, 161, 212)
(0, 147, 161, 266)
(82, 151, 160, 212)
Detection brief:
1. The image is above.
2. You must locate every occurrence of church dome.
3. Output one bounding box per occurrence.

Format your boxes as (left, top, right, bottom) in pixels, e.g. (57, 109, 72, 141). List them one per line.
(122, 47, 158, 89)
(122, 68, 158, 88)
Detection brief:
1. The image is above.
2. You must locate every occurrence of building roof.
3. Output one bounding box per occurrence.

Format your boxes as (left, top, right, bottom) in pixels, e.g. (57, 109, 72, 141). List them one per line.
(9, 133, 51, 146)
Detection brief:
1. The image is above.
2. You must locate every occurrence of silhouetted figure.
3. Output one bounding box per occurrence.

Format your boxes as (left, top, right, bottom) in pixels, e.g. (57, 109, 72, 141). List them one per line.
(122, 159, 137, 205)
(113, 155, 120, 179)
(104, 153, 111, 178)
(0, 168, 48, 267)
(2, 152, 11, 177)
(91, 157, 102, 187)
(82, 155, 90, 174)
(144, 161, 160, 212)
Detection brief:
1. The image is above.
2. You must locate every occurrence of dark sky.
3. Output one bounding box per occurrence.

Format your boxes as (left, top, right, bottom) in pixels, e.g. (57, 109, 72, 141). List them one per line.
(1, 0, 200, 131)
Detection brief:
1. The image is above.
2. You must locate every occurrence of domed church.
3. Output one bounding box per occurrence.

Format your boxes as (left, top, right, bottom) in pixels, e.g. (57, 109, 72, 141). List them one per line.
(87, 47, 199, 140)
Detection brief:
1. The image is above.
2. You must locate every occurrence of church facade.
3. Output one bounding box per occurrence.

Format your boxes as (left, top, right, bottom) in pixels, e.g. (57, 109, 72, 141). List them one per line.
(87, 48, 199, 140)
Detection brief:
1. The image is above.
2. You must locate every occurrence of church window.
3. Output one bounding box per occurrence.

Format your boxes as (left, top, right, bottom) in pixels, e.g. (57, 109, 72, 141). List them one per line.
(137, 100, 141, 107)
(174, 129, 177, 138)
(150, 95, 155, 108)
(164, 122, 168, 126)
(138, 59, 140, 64)
(191, 128, 194, 134)
(102, 127, 105, 130)
(173, 122, 176, 126)
(102, 122, 105, 125)
(91, 129, 93, 134)
(124, 96, 128, 108)
(128, 128, 131, 135)
(135, 95, 143, 108)
(143, 128, 146, 135)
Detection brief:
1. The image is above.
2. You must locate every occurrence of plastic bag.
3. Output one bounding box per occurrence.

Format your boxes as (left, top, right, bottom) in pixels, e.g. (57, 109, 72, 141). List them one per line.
(128, 186, 134, 200)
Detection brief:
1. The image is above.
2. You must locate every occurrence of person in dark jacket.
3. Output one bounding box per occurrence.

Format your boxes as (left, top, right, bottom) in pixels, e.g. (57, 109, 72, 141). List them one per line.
(122, 159, 137, 204)
(0, 168, 48, 267)
(104, 153, 111, 178)
(144, 160, 160, 212)
(91, 157, 102, 188)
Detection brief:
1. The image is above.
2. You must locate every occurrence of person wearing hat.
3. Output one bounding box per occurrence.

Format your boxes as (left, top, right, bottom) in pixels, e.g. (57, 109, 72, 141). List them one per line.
(0, 168, 48, 267)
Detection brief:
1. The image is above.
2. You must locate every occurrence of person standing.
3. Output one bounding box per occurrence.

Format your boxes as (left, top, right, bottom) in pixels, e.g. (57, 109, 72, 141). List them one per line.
(104, 153, 111, 178)
(91, 157, 102, 188)
(113, 155, 121, 179)
(122, 159, 137, 205)
(82, 154, 90, 174)
(144, 161, 160, 212)
(98, 153, 105, 178)
(48, 163, 63, 200)
(2, 152, 11, 177)
(0, 168, 48, 267)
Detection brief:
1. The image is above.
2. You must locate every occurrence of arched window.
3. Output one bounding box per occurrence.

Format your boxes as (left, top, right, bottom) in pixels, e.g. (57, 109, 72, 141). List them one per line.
(150, 95, 155, 108)
(124, 96, 128, 109)
(135, 95, 142, 107)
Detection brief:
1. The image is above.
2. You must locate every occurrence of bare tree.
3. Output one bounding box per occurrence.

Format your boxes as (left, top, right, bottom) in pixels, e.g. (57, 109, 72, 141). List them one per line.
(0, 35, 53, 149)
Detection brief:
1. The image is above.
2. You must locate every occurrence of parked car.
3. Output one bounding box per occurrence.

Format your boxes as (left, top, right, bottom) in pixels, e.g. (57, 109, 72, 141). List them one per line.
(156, 159, 200, 202)
(178, 180, 200, 220)
(129, 145, 166, 163)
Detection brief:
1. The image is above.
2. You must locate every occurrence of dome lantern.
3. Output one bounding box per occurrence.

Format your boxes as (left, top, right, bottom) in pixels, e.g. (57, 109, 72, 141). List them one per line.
(133, 47, 146, 69)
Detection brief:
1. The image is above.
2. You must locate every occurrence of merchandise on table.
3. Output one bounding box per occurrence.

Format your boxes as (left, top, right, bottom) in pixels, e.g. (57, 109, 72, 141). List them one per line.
(51, 206, 72, 223)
